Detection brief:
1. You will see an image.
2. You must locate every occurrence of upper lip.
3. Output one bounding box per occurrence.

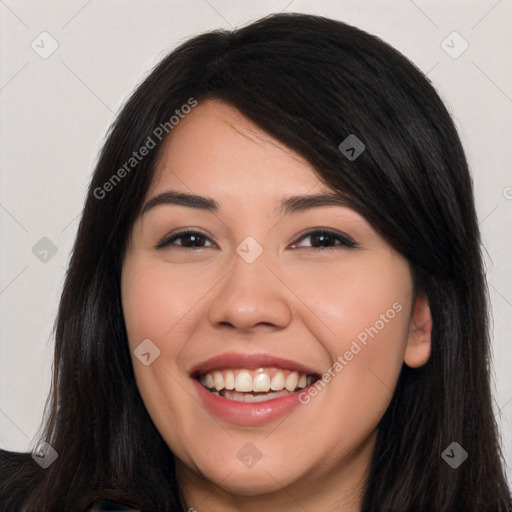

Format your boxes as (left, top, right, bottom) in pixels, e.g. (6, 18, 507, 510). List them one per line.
(189, 352, 322, 378)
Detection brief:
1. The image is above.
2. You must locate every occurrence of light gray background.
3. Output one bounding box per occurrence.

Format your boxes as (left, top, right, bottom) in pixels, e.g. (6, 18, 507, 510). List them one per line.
(1, 0, 511, 486)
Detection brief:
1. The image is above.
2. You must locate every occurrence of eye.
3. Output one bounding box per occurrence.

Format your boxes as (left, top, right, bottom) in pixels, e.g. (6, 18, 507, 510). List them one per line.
(155, 227, 357, 251)
(155, 229, 215, 250)
(289, 228, 357, 250)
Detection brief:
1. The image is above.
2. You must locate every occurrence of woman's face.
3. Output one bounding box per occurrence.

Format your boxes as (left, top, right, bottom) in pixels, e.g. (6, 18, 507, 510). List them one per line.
(121, 99, 431, 509)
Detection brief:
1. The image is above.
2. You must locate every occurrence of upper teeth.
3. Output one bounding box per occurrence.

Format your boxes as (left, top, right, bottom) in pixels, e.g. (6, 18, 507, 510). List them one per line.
(199, 369, 314, 393)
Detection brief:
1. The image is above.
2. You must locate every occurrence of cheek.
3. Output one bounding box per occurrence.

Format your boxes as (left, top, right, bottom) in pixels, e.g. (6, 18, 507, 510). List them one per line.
(122, 259, 204, 346)
(121, 257, 213, 398)
(288, 257, 411, 431)
(121, 260, 199, 444)
(121, 261, 187, 401)
(285, 254, 410, 349)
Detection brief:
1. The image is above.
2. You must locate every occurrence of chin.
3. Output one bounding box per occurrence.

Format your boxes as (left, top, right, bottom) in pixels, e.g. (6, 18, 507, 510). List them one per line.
(210, 468, 296, 497)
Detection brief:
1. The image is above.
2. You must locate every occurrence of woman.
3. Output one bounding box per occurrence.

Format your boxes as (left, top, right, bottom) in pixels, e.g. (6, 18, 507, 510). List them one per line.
(1, 12, 510, 512)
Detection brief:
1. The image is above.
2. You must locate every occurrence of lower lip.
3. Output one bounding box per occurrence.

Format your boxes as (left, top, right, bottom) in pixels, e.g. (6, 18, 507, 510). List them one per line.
(192, 379, 308, 426)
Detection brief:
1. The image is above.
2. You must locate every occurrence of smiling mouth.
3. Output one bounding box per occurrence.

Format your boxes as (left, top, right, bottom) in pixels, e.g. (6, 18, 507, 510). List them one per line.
(194, 368, 320, 403)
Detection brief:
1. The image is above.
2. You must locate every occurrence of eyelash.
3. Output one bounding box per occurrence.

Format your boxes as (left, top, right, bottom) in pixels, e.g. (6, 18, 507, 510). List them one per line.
(155, 228, 357, 251)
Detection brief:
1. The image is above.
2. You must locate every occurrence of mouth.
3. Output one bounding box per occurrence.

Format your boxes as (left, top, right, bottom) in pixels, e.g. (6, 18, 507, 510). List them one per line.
(190, 353, 321, 404)
(193, 368, 319, 403)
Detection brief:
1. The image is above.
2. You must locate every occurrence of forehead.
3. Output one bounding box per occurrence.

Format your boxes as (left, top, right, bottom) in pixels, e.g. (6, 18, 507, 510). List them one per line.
(147, 99, 328, 202)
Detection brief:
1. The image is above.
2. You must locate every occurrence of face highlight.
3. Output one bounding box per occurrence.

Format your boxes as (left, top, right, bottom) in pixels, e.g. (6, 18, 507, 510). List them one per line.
(120, 99, 431, 511)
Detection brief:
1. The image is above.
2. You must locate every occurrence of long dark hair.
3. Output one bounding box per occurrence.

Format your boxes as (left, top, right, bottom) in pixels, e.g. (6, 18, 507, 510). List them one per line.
(1, 12, 510, 512)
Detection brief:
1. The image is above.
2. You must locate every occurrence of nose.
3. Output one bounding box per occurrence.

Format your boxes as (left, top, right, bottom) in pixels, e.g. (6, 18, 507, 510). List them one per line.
(207, 246, 293, 332)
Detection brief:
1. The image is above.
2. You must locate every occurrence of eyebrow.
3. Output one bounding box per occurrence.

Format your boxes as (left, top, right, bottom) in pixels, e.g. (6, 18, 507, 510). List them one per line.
(140, 189, 351, 217)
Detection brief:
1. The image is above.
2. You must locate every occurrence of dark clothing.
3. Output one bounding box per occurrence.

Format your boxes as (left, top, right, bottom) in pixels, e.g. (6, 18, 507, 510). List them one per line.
(86, 499, 140, 511)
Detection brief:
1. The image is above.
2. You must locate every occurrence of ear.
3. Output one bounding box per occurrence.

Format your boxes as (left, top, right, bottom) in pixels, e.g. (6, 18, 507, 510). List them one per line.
(404, 293, 432, 368)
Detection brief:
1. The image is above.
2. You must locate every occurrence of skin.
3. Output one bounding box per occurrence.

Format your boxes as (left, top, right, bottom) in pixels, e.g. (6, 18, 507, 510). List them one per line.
(121, 99, 432, 512)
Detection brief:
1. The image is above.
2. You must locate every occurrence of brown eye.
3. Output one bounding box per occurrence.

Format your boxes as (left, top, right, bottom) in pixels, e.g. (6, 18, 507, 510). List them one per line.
(155, 230, 215, 250)
(290, 228, 357, 250)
